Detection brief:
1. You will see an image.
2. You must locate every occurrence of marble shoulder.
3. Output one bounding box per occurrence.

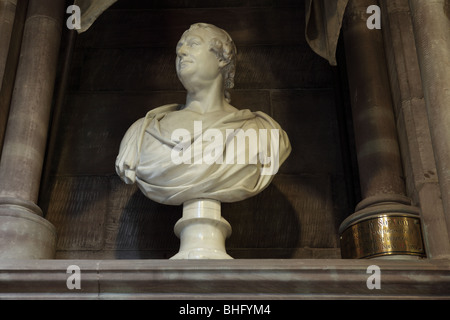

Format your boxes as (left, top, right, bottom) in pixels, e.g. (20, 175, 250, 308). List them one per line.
(121, 103, 182, 140)
(251, 110, 285, 130)
(144, 103, 182, 118)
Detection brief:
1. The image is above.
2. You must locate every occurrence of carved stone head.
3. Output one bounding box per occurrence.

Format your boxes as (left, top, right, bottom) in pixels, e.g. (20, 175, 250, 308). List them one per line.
(176, 23, 237, 102)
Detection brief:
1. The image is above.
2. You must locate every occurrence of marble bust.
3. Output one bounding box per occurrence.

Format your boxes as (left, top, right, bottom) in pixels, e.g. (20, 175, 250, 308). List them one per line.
(116, 23, 291, 259)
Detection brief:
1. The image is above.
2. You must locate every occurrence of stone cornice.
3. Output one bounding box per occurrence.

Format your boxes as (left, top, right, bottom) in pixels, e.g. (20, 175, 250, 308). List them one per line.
(0, 259, 449, 299)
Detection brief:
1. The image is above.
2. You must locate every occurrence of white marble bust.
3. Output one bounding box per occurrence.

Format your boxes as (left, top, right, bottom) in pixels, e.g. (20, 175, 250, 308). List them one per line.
(116, 23, 291, 206)
(116, 23, 291, 259)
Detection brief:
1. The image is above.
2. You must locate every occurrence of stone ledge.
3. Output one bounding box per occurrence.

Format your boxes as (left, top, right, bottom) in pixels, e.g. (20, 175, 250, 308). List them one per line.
(0, 259, 449, 299)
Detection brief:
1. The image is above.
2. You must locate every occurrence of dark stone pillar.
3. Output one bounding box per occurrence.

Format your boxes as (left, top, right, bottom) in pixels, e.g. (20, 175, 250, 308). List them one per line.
(0, 0, 17, 87)
(409, 0, 450, 241)
(0, 0, 65, 258)
(339, 0, 425, 259)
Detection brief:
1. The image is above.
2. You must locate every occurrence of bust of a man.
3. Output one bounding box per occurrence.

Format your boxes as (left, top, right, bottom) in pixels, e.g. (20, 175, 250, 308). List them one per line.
(116, 23, 291, 206)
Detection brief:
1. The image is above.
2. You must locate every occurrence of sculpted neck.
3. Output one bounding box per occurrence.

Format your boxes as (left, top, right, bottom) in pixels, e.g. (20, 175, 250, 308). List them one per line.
(184, 77, 232, 114)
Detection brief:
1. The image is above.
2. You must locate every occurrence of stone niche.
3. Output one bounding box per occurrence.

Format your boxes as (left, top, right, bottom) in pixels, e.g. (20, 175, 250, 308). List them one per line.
(40, 0, 359, 260)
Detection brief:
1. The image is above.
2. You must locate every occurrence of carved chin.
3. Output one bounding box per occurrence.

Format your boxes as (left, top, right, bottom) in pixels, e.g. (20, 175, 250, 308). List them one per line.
(177, 67, 193, 80)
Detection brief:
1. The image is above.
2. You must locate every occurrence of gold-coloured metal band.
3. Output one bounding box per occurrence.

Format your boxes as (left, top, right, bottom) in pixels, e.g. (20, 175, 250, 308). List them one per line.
(340, 215, 426, 259)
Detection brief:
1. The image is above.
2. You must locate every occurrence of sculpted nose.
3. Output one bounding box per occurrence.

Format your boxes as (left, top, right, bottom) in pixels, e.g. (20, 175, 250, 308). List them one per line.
(177, 44, 188, 57)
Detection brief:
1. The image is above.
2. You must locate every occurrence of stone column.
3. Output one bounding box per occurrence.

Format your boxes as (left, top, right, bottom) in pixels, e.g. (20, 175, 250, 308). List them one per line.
(408, 0, 450, 239)
(0, 0, 22, 153)
(0, 0, 65, 258)
(380, 0, 450, 259)
(339, 0, 425, 259)
(0, 0, 17, 87)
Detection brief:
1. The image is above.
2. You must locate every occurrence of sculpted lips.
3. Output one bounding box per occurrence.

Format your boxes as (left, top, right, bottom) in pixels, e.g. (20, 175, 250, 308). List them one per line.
(179, 59, 193, 69)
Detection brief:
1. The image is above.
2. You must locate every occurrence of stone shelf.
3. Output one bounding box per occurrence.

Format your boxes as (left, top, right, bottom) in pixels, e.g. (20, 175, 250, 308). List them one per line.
(0, 258, 449, 299)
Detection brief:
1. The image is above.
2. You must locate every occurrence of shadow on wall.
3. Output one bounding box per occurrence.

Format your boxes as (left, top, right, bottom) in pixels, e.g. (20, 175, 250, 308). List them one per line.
(115, 177, 301, 259)
(223, 182, 300, 259)
(115, 189, 181, 259)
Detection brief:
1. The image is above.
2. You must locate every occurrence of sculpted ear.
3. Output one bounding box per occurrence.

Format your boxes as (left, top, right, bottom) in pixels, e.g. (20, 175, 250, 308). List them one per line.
(218, 59, 229, 69)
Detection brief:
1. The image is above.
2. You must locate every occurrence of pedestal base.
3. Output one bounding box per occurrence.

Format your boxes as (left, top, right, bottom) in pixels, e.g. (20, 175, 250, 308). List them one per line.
(339, 196, 426, 259)
(0, 203, 56, 259)
(171, 199, 232, 260)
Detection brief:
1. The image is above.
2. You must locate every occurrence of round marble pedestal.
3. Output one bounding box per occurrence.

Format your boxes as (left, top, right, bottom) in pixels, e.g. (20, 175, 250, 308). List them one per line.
(170, 199, 232, 259)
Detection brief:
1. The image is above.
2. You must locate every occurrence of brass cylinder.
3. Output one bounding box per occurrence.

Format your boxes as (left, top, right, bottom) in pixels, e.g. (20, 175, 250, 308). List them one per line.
(340, 214, 426, 259)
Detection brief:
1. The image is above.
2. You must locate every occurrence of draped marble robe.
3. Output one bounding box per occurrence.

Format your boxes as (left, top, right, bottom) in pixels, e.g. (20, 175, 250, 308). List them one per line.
(116, 104, 291, 205)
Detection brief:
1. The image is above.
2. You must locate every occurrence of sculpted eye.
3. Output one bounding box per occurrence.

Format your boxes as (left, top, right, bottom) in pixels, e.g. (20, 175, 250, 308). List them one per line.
(188, 37, 202, 47)
(176, 42, 183, 53)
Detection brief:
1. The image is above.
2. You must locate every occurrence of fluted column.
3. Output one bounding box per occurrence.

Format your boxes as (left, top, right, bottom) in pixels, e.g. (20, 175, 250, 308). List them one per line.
(408, 0, 450, 241)
(339, 0, 425, 259)
(0, 0, 65, 258)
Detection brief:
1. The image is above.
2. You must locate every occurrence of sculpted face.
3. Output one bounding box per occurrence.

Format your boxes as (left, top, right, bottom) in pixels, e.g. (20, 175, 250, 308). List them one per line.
(175, 27, 226, 89)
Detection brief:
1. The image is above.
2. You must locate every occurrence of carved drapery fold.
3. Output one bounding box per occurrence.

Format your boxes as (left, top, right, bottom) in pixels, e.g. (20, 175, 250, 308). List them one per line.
(305, 0, 349, 65)
(74, 0, 118, 33)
